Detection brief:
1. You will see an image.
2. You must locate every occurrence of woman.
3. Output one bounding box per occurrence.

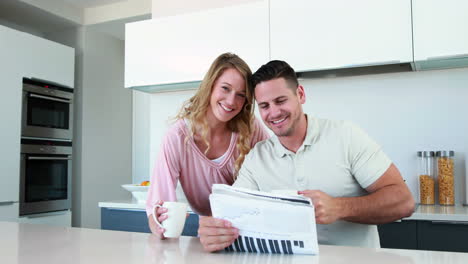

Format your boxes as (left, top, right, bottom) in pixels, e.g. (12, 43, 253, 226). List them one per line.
(146, 53, 269, 238)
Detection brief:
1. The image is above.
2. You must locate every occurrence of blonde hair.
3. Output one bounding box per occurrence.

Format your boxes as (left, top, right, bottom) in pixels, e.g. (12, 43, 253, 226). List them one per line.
(176, 53, 254, 179)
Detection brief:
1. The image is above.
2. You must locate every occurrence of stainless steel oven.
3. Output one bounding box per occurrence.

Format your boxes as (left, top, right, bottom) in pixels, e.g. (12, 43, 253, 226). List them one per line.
(19, 139, 72, 216)
(22, 78, 73, 140)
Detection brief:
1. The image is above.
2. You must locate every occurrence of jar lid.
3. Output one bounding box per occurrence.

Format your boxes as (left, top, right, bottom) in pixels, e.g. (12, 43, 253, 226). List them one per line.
(436, 150, 455, 157)
(417, 151, 435, 157)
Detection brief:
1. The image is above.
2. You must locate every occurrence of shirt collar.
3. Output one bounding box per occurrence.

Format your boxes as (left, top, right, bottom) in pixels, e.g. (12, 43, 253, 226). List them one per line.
(271, 115, 320, 157)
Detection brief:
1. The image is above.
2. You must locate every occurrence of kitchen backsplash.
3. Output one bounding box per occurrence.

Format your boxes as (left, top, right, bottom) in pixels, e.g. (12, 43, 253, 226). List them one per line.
(133, 67, 468, 205)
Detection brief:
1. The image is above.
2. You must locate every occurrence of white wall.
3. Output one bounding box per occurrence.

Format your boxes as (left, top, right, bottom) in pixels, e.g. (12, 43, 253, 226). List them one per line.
(80, 28, 132, 228)
(47, 27, 133, 228)
(134, 67, 468, 205)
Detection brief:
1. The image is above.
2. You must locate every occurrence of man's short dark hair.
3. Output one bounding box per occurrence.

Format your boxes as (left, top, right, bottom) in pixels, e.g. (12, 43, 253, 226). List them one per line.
(251, 60, 299, 92)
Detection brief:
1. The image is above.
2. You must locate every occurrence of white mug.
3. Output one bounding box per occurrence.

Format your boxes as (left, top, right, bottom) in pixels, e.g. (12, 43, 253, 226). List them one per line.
(152, 201, 188, 238)
(271, 189, 298, 196)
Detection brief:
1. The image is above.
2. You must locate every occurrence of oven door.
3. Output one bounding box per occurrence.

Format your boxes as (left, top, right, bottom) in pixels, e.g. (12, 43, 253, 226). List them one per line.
(22, 88, 73, 140)
(20, 154, 72, 216)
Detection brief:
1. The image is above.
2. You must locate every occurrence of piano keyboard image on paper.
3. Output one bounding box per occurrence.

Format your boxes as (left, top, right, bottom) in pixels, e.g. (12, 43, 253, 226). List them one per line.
(224, 235, 305, 254)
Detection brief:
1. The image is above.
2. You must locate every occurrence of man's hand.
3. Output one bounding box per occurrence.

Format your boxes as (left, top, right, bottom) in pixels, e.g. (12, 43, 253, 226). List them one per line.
(298, 190, 343, 224)
(198, 216, 239, 252)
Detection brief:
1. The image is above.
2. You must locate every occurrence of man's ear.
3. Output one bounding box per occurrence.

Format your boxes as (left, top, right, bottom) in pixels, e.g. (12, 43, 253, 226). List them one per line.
(297, 85, 306, 104)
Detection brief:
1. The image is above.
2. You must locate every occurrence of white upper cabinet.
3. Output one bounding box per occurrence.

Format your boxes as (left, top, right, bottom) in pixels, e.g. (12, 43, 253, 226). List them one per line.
(412, 0, 468, 65)
(126, 0, 269, 90)
(270, 0, 413, 72)
(19, 32, 75, 88)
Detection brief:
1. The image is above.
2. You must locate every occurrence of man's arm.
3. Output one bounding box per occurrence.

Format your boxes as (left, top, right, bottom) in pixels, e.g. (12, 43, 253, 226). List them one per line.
(299, 163, 415, 225)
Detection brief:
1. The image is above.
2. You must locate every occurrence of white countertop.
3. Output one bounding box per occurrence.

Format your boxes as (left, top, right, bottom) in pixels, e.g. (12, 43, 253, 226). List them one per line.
(404, 204, 468, 222)
(99, 199, 146, 210)
(99, 200, 468, 222)
(1, 221, 467, 264)
(99, 200, 194, 213)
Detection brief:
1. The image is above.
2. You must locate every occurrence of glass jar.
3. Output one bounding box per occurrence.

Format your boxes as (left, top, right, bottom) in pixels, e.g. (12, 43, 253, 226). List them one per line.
(418, 151, 435, 205)
(437, 150, 455, 205)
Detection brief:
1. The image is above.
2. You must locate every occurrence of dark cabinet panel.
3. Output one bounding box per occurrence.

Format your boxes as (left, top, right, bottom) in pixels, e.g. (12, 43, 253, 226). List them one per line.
(379, 220, 468, 253)
(101, 208, 199, 237)
(378, 221, 418, 250)
(418, 220, 468, 253)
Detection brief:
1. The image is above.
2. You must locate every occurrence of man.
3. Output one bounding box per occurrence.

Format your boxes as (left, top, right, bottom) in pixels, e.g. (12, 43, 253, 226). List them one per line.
(198, 60, 415, 252)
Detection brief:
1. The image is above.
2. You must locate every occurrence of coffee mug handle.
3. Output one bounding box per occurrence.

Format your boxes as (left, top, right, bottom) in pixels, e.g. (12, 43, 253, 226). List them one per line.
(152, 204, 164, 228)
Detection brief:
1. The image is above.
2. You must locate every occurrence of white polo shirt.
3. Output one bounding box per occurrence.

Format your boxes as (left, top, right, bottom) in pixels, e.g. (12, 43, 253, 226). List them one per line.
(234, 115, 391, 248)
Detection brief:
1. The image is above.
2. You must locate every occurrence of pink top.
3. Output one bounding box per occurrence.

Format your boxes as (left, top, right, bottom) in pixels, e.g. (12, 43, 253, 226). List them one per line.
(146, 118, 269, 216)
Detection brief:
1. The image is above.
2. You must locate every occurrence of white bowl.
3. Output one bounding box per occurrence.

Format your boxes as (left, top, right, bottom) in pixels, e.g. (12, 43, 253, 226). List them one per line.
(122, 184, 149, 203)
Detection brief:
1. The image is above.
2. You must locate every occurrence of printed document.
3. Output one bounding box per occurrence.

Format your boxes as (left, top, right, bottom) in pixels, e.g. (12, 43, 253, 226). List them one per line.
(209, 184, 319, 255)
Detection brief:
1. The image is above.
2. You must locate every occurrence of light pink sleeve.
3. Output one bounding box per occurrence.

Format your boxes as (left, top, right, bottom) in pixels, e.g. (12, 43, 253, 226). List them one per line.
(145, 129, 182, 216)
(250, 118, 270, 148)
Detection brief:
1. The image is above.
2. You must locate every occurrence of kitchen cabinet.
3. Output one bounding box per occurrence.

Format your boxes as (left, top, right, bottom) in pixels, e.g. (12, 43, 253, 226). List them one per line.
(20, 33, 75, 88)
(269, 0, 413, 72)
(378, 220, 468, 253)
(0, 26, 23, 215)
(418, 220, 468, 252)
(0, 202, 20, 222)
(0, 25, 74, 222)
(412, 0, 468, 70)
(125, 0, 269, 92)
(101, 207, 199, 236)
(17, 210, 72, 227)
(378, 221, 418, 250)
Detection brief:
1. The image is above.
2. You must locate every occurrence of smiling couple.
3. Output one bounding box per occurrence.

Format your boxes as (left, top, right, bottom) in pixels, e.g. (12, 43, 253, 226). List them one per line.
(146, 53, 415, 252)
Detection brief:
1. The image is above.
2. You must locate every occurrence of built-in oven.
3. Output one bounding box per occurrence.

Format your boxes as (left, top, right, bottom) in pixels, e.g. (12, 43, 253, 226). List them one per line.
(19, 139, 72, 216)
(22, 78, 73, 140)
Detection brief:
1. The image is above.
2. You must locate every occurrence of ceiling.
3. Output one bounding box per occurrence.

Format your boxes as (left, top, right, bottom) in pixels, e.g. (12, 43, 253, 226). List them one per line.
(0, 0, 150, 40)
(0, 0, 79, 34)
(62, 0, 127, 9)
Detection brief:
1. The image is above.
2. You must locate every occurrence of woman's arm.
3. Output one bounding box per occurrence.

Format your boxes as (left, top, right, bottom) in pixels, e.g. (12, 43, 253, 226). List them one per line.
(146, 124, 183, 237)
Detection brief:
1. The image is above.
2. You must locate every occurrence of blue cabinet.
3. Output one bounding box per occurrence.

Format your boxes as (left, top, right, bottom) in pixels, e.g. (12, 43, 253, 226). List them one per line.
(101, 208, 199, 237)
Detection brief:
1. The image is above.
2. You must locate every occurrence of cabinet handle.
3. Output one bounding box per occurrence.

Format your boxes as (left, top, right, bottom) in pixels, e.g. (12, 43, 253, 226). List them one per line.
(28, 156, 72, 161)
(0, 201, 15, 206)
(430, 220, 468, 225)
(29, 93, 71, 104)
(427, 53, 468, 61)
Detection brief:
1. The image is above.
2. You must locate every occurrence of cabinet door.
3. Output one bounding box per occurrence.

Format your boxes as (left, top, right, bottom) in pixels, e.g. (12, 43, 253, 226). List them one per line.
(20, 33, 75, 88)
(270, 0, 413, 72)
(18, 210, 71, 227)
(0, 26, 22, 205)
(378, 221, 418, 250)
(418, 220, 468, 253)
(101, 208, 199, 236)
(413, 0, 468, 61)
(125, 0, 269, 89)
(0, 202, 19, 222)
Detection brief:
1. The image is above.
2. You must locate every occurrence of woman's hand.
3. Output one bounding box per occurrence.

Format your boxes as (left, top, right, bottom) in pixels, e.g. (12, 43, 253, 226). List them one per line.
(198, 216, 238, 252)
(148, 200, 169, 239)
